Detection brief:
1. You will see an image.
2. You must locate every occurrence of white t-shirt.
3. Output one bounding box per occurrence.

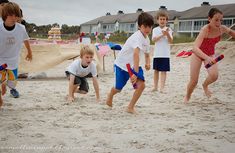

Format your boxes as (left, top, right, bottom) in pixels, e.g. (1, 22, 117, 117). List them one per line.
(114, 30, 150, 71)
(66, 59, 97, 77)
(0, 22, 29, 69)
(152, 26, 173, 58)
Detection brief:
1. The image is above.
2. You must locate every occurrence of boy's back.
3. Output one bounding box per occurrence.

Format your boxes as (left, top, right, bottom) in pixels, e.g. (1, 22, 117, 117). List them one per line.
(114, 30, 150, 71)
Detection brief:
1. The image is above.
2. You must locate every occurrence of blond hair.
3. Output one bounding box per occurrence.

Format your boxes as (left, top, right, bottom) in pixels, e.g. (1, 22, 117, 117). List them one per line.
(80, 45, 94, 58)
(1, 2, 20, 21)
(156, 10, 169, 20)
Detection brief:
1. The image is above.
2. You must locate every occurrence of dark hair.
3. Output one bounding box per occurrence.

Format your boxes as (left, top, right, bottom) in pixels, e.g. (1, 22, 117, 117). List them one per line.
(208, 8, 223, 18)
(137, 12, 154, 27)
(0, 0, 9, 5)
(2, 2, 21, 21)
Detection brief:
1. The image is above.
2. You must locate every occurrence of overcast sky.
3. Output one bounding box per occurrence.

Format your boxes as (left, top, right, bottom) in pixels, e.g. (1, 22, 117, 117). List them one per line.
(11, 0, 235, 26)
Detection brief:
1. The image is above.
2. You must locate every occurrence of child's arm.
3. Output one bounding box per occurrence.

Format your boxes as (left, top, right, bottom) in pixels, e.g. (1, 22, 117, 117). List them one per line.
(133, 47, 140, 72)
(68, 75, 75, 102)
(145, 53, 150, 71)
(92, 77, 100, 102)
(163, 29, 173, 44)
(131, 47, 140, 84)
(221, 25, 235, 38)
(24, 40, 33, 61)
(152, 35, 164, 42)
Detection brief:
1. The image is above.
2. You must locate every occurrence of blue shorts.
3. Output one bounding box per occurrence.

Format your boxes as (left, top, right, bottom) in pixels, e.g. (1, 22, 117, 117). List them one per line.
(114, 65, 144, 90)
(153, 58, 170, 71)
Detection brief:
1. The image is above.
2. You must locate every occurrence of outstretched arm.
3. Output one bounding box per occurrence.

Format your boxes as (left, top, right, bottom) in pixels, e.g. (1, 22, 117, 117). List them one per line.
(222, 25, 235, 38)
(92, 77, 100, 102)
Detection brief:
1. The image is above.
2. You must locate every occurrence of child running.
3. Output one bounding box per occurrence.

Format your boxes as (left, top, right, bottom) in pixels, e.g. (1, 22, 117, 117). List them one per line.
(184, 8, 235, 102)
(106, 12, 154, 114)
(0, 2, 32, 108)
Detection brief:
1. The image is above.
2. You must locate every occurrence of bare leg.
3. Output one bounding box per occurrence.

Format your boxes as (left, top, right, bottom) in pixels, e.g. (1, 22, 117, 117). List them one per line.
(1, 84, 6, 96)
(127, 80, 145, 114)
(160, 72, 167, 93)
(202, 62, 218, 98)
(0, 93, 3, 108)
(152, 70, 159, 91)
(106, 87, 120, 107)
(184, 54, 202, 102)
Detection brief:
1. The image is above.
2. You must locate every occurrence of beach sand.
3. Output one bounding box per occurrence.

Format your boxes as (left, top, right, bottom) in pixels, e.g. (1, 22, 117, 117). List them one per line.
(0, 41, 234, 153)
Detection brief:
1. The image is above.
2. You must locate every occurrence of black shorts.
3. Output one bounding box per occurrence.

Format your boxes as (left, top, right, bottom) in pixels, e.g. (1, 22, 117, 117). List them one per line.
(65, 71, 89, 92)
(153, 58, 170, 71)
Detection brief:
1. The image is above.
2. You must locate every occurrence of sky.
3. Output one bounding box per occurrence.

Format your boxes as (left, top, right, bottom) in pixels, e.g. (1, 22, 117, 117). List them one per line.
(12, 0, 235, 26)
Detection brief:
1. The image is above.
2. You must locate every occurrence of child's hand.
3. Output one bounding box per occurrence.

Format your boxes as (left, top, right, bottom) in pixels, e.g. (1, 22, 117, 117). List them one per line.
(25, 53, 32, 61)
(67, 96, 75, 102)
(145, 64, 150, 71)
(130, 74, 137, 84)
(205, 56, 214, 65)
(162, 30, 168, 36)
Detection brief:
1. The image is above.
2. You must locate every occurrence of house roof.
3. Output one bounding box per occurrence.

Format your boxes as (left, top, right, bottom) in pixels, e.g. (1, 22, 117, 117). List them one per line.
(179, 3, 235, 20)
(81, 3, 235, 26)
(81, 10, 180, 26)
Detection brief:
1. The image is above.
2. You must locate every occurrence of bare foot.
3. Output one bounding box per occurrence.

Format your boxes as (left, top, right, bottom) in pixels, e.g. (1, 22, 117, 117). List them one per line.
(67, 96, 75, 102)
(106, 93, 112, 107)
(202, 84, 212, 98)
(159, 89, 166, 94)
(1, 84, 6, 95)
(151, 88, 158, 92)
(126, 107, 138, 114)
(184, 96, 190, 103)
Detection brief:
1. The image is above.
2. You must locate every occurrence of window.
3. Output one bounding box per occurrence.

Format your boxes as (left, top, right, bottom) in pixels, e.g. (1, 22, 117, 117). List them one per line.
(223, 19, 232, 27)
(130, 24, 135, 28)
(103, 25, 107, 29)
(193, 20, 207, 31)
(179, 21, 192, 31)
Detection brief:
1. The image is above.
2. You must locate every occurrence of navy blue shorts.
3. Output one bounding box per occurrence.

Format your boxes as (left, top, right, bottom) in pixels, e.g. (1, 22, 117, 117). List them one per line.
(153, 58, 170, 71)
(114, 65, 144, 90)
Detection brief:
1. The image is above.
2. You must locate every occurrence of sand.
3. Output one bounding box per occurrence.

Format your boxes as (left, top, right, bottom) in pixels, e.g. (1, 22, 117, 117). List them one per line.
(0, 41, 234, 153)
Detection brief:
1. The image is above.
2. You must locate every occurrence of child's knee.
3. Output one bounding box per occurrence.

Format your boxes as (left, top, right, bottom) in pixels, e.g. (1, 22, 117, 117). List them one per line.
(210, 74, 218, 81)
(138, 81, 145, 90)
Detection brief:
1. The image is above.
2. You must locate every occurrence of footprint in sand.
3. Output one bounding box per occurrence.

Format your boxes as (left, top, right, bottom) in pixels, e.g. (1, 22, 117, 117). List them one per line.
(165, 128, 176, 133)
(32, 133, 45, 138)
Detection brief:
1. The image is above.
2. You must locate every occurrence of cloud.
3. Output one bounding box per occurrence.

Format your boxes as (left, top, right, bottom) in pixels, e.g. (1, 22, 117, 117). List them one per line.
(11, 0, 234, 26)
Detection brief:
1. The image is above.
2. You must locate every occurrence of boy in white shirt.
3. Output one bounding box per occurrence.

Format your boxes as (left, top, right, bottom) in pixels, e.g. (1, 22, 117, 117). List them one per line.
(106, 12, 154, 114)
(66, 45, 100, 102)
(0, 2, 32, 108)
(152, 10, 173, 93)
